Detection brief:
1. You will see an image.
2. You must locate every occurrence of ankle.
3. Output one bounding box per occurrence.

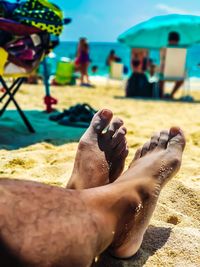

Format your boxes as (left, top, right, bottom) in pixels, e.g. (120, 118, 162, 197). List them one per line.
(83, 184, 140, 223)
(99, 182, 143, 224)
(66, 179, 76, 189)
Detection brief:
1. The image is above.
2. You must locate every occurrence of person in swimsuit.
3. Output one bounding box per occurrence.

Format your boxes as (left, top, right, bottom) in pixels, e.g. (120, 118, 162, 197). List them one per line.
(75, 38, 91, 86)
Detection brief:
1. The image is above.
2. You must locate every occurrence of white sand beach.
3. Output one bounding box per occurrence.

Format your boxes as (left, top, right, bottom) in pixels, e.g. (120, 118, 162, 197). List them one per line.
(0, 79, 200, 266)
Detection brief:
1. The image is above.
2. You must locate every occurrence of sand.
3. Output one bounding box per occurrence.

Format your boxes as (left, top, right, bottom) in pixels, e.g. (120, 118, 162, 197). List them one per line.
(0, 78, 200, 267)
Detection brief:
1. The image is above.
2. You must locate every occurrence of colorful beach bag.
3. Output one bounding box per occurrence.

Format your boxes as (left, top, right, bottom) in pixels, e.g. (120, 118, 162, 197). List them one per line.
(13, 0, 64, 36)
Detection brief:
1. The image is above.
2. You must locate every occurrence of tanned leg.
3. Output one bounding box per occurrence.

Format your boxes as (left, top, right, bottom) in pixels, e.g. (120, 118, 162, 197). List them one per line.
(159, 80, 164, 98)
(0, 180, 115, 267)
(0, 128, 185, 266)
(170, 80, 184, 98)
(0, 177, 155, 267)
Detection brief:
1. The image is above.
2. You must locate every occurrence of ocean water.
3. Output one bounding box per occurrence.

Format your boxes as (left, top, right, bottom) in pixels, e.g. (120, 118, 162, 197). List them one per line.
(51, 41, 200, 78)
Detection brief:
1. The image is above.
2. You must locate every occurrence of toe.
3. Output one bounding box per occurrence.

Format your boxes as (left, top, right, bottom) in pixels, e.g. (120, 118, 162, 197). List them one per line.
(105, 117, 124, 139)
(122, 147, 129, 158)
(114, 139, 127, 157)
(168, 127, 186, 153)
(111, 126, 127, 148)
(134, 147, 142, 160)
(141, 141, 151, 156)
(149, 133, 159, 151)
(90, 109, 113, 134)
(157, 130, 169, 149)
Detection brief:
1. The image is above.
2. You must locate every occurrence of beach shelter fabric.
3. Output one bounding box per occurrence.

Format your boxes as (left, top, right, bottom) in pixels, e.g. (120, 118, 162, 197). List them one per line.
(118, 14, 200, 49)
(13, 0, 64, 36)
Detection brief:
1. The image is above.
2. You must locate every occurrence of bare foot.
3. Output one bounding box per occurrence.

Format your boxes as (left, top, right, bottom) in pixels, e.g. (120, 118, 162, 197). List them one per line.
(109, 127, 186, 258)
(67, 109, 129, 189)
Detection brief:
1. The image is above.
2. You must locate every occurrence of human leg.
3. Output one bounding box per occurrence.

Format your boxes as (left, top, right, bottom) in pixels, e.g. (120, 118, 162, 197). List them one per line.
(159, 80, 165, 98)
(80, 64, 84, 84)
(0, 129, 185, 266)
(81, 63, 90, 85)
(170, 80, 184, 98)
(0, 179, 118, 267)
(85, 62, 90, 84)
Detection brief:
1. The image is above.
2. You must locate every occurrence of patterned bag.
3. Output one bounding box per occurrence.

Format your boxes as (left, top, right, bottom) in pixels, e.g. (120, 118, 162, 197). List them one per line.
(13, 0, 64, 36)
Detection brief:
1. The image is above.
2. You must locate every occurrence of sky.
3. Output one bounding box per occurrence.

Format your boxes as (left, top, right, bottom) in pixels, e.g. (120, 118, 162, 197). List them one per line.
(55, 0, 200, 42)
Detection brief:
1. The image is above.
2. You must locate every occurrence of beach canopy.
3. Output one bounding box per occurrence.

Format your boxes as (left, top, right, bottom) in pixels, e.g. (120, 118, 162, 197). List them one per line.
(118, 14, 200, 49)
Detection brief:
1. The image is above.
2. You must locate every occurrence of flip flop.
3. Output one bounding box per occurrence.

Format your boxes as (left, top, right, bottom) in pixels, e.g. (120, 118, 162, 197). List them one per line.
(79, 103, 97, 116)
(49, 103, 97, 128)
(49, 104, 83, 121)
(58, 113, 90, 128)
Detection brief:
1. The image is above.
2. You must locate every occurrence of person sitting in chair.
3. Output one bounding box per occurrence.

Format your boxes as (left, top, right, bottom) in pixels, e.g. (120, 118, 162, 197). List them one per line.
(126, 59, 153, 98)
(106, 50, 121, 67)
(159, 31, 184, 99)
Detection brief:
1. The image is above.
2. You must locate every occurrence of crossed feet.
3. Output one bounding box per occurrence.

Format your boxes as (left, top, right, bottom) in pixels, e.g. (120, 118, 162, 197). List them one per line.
(67, 109, 186, 259)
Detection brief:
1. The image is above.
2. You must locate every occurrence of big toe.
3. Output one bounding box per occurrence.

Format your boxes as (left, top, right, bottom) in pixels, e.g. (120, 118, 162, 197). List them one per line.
(168, 127, 186, 153)
(90, 109, 113, 135)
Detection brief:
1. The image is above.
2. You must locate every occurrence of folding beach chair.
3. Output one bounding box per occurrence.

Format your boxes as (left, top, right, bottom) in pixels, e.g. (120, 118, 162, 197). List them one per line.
(0, 0, 69, 132)
(107, 62, 124, 88)
(0, 19, 46, 133)
(54, 59, 76, 85)
(109, 62, 124, 80)
(160, 47, 188, 97)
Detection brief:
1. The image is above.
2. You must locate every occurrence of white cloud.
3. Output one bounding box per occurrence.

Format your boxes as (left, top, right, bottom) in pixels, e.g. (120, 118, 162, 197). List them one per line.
(156, 3, 200, 16)
(81, 14, 99, 24)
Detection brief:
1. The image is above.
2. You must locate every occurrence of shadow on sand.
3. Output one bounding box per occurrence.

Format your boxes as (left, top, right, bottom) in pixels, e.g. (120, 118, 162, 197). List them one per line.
(93, 225, 172, 267)
(114, 96, 200, 104)
(0, 110, 86, 150)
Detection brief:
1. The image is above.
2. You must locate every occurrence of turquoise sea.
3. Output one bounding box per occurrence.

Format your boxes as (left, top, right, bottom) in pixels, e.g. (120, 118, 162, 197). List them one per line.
(51, 41, 200, 78)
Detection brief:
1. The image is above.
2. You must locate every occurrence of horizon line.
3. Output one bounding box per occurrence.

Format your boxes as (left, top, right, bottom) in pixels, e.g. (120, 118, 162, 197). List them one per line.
(60, 40, 120, 44)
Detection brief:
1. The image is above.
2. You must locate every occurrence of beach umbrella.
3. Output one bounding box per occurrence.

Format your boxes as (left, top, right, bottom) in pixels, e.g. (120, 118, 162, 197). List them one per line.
(118, 14, 200, 49)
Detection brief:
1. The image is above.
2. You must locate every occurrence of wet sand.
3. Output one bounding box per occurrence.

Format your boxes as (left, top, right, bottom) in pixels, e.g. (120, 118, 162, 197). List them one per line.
(0, 79, 199, 266)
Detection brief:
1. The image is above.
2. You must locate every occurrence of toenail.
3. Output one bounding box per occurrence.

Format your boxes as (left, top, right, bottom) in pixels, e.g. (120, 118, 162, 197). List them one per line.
(100, 109, 112, 119)
(170, 127, 181, 136)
